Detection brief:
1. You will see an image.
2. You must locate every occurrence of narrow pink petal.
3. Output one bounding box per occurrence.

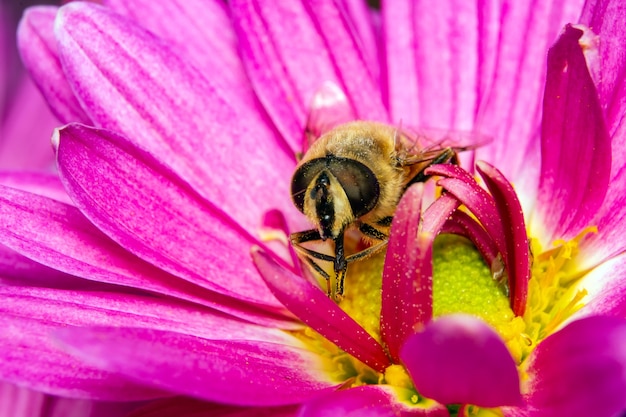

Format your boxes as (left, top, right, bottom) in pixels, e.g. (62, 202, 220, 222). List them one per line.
(476, 161, 530, 317)
(475, 0, 584, 185)
(535, 25, 611, 244)
(428, 163, 507, 260)
(0, 75, 58, 171)
(55, 326, 336, 406)
(0, 315, 168, 401)
(299, 385, 449, 417)
(0, 171, 71, 204)
(382, 0, 478, 130)
(252, 249, 391, 373)
(230, 0, 388, 152)
(0, 183, 294, 328)
(577, 0, 626, 268)
(381, 185, 430, 362)
(104, 0, 258, 110)
(442, 211, 498, 266)
(570, 253, 626, 319)
(55, 123, 286, 313)
(54, 2, 299, 232)
(16, 6, 90, 124)
(342, 0, 380, 82)
(400, 315, 522, 408)
(526, 316, 626, 417)
(128, 398, 298, 417)
(0, 286, 299, 345)
(579, 0, 626, 141)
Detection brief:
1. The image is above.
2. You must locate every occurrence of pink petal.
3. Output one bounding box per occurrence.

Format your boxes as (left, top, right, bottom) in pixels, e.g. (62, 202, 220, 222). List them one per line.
(0, 245, 97, 289)
(55, 326, 336, 406)
(381, 184, 432, 361)
(577, 0, 626, 268)
(16, 6, 90, 124)
(475, 0, 584, 186)
(476, 161, 530, 316)
(0, 315, 167, 401)
(0, 74, 58, 171)
(54, 2, 300, 232)
(442, 210, 498, 267)
(252, 248, 391, 373)
(535, 25, 611, 244)
(0, 171, 71, 204)
(128, 398, 298, 417)
(382, 0, 478, 130)
(526, 316, 626, 416)
(579, 0, 626, 141)
(0, 286, 299, 345)
(230, 0, 388, 152)
(0, 381, 94, 417)
(570, 253, 626, 319)
(0, 183, 294, 328)
(0, 382, 139, 417)
(55, 123, 288, 312)
(104, 0, 258, 109)
(400, 315, 522, 408)
(299, 385, 448, 417)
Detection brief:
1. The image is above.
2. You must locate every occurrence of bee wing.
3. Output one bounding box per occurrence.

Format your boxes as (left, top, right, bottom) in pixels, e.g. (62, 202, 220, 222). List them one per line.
(302, 82, 356, 154)
(397, 126, 492, 163)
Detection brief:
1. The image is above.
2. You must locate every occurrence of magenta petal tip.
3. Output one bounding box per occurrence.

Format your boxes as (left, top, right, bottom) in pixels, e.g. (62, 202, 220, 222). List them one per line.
(400, 315, 522, 408)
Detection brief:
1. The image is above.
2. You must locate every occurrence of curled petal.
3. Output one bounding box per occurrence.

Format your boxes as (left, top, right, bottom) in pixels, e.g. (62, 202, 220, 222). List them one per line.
(381, 184, 431, 361)
(252, 248, 390, 373)
(442, 211, 498, 267)
(526, 316, 626, 417)
(55, 326, 336, 406)
(476, 161, 529, 316)
(400, 315, 522, 408)
(535, 25, 611, 243)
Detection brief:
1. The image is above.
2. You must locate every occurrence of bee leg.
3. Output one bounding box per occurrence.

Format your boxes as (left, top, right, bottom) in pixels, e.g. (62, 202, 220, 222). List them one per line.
(406, 148, 457, 186)
(290, 229, 336, 263)
(359, 223, 388, 241)
(342, 223, 389, 264)
(290, 229, 336, 296)
(333, 231, 348, 299)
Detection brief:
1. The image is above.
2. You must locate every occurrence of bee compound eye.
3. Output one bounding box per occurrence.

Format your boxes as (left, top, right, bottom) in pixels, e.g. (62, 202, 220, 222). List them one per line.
(291, 159, 327, 212)
(328, 158, 380, 217)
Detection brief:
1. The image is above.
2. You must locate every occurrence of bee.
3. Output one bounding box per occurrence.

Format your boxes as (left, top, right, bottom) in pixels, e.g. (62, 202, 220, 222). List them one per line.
(290, 120, 468, 301)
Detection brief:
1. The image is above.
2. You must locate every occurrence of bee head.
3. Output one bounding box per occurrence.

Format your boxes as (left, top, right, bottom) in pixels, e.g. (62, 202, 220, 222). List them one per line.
(291, 156, 380, 239)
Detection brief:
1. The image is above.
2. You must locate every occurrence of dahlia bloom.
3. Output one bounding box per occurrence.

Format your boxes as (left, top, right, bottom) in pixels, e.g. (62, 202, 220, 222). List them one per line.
(2, 0, 626, 416)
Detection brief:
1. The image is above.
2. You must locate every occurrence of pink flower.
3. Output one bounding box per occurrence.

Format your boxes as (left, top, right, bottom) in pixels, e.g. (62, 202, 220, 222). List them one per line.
(2, 1, 626, 416)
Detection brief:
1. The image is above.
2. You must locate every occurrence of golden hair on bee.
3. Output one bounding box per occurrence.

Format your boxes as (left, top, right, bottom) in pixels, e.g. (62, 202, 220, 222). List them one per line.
(290, 120, 467, 301)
